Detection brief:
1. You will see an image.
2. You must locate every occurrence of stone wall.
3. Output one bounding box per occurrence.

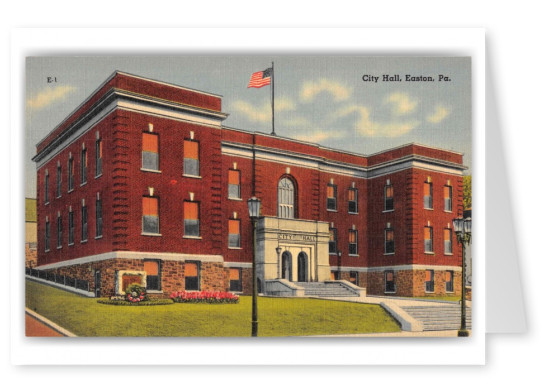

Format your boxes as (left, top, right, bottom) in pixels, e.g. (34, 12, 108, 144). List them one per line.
(25, 243, 37, 268)
(42, 258, 241, 297)
(367, 269, 462, 297)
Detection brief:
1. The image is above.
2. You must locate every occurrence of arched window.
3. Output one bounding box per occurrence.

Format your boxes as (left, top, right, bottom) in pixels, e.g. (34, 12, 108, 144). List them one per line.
(278, 177, 296, 219)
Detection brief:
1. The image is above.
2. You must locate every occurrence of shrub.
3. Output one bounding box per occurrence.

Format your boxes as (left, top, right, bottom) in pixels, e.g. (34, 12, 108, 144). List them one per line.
(170, 291, 239, 304)
(125, 283, 148, 303)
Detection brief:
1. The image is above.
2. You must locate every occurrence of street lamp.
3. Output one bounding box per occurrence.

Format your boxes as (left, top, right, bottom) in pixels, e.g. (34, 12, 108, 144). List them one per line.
(337, 250, 342, 280)
(247, 196, 261, 337)
(275, 246, 282, 279)
(452, 216, 472, 337)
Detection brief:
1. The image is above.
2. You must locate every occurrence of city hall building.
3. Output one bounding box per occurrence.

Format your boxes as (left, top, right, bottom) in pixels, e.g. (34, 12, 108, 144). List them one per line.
(31, 71, 466, 298)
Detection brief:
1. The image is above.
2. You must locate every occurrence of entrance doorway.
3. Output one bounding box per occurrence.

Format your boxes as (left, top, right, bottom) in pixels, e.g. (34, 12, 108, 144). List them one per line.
(297, 252, 308, 282)
(282, 251, 292, 281)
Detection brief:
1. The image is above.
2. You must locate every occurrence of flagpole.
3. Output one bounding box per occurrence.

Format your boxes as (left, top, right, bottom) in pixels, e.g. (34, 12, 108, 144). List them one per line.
(271, 61, 275, 136)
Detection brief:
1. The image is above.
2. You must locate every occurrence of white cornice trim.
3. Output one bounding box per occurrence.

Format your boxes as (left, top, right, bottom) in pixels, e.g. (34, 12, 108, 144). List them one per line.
(34, 93, 227, 167)
(330, 266, 369, 272)
(221, 142, 465, 179)
(34, 251, 225, 270)
(224, 262, 253, 269)
(366, 265, 462, 272)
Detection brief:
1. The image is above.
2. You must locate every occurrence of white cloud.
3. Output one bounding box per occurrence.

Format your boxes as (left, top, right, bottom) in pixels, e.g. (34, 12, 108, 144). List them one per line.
(334, 105, 419, 138)
(300, 79, 351, 102)
(27, 85, 76, 110)
(294, 130, 345, 143)
(385, 92, 418, 115)
(231, 97, 296, 123)
(427, 105, 451, 123)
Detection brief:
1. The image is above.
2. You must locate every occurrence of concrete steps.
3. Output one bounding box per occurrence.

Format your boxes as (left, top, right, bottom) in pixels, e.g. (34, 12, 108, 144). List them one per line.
(294, 282, 360, 297)
(402, 305, 472, 331)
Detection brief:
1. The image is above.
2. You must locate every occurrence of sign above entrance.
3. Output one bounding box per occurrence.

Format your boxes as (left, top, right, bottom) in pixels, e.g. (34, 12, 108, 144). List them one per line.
(278, 233, 316, 242)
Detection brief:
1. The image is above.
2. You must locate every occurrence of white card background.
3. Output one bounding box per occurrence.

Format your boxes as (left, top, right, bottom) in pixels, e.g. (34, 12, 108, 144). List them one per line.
(4, 1, 551, 389)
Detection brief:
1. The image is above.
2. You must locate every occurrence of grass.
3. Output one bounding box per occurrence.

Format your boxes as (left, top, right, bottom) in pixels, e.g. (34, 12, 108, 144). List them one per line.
(25, 280, 401, 337)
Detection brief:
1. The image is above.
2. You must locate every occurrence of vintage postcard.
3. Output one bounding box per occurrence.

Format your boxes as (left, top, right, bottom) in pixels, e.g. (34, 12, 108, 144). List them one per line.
(24, 55, 472, 338)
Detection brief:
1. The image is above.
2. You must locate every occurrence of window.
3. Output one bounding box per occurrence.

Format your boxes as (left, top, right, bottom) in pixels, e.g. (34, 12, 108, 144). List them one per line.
(327, 184, 337, 211)
(95, 138, 103, 176)
(278, 177, 295, 219)
(57, 215, 62, 248)
(385, 271, 396, 293)
(348, 188, 358, 213)
(424, 226, 433, 253)
(68, 156, 74, 191)
(444, 228, 453, 254)
(425, 270, 435, 292)
(228, 169, 241, 199)
(384, 184, 394, 211)
(68, 210, 74, 245)
(81, 204, 88, 242)
(228, 219, 241, 248)
(144, 260, 161, 291)
(183, 201, 200, 237)
(44, 172, 49, 204)
(45, 220, 50, 251)
(81, 147, 87, 184)
(348, 229, 358, 255)
(331, 271, 339, 280)
(142, 197, 159, 234)
(444, 185, 452, 212)
(142, 133, 159, 171)
(329, 228, 337, 254)
(385, 228, 395, 254)
(423, 181, 433, 209)
(96, 198, 103, 238)
(56, 165, 62, 198)
(229, 268, 242, 292)
(445, 271, 454, 292)
(185, 262, 200, 291)
(183, 139, 199, 176)
(349, 271, 359, 286)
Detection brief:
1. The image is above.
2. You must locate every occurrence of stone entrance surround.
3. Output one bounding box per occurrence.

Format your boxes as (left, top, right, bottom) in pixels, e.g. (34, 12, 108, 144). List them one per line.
(255, 216, 331, 292)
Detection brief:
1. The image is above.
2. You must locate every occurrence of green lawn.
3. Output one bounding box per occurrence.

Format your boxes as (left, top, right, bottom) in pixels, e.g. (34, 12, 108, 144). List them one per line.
(26, 280, 401, 337)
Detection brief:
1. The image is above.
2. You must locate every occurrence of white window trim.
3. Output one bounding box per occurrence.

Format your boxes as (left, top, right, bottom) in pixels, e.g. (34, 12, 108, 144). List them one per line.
(141, 168, 162, 174)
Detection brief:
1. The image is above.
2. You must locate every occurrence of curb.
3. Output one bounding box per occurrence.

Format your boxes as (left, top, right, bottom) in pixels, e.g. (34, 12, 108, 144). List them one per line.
(25, 307, 77, 337)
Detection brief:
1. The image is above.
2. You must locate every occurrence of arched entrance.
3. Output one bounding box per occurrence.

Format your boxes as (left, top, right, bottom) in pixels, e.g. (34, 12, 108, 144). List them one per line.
(281, 251, 292, 281)
(297, 252, 308, 282)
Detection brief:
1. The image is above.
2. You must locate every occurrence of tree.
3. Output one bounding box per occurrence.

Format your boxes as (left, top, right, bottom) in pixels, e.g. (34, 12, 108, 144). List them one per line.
(463, 175, 472, 210)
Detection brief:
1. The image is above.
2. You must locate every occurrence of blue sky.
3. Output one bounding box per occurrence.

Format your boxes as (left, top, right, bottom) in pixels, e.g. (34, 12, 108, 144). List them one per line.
(25, 56, 471, 198)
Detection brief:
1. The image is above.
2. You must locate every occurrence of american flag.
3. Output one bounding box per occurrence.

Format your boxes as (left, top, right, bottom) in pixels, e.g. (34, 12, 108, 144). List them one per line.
(247, 68, 272, 88)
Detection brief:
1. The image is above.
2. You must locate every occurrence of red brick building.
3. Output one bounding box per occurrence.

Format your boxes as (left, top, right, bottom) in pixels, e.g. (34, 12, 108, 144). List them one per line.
(32, 71, 466, 298)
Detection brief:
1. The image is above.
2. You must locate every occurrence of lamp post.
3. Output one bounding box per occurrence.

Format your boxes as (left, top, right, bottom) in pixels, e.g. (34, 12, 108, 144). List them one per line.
(337, 250, 342, 280)
(275, 246, 282, 279)
(452, 216, 472, 337)
(247, 196, 261, 337)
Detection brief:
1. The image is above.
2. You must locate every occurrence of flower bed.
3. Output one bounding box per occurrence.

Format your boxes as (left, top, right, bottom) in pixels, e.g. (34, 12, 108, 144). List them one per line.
(97, 297, 174, 306)
(170, 291, 239, 304)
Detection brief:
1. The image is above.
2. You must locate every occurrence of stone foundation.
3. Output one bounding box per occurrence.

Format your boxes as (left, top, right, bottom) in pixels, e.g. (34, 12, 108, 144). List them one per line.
(367, 269, 462, 297)
(25, 243, 37, 269)
(38, 258, 252, 297)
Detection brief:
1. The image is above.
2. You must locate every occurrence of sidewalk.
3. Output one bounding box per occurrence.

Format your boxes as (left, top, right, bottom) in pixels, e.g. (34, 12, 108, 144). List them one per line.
(25, 308, 76, 337)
